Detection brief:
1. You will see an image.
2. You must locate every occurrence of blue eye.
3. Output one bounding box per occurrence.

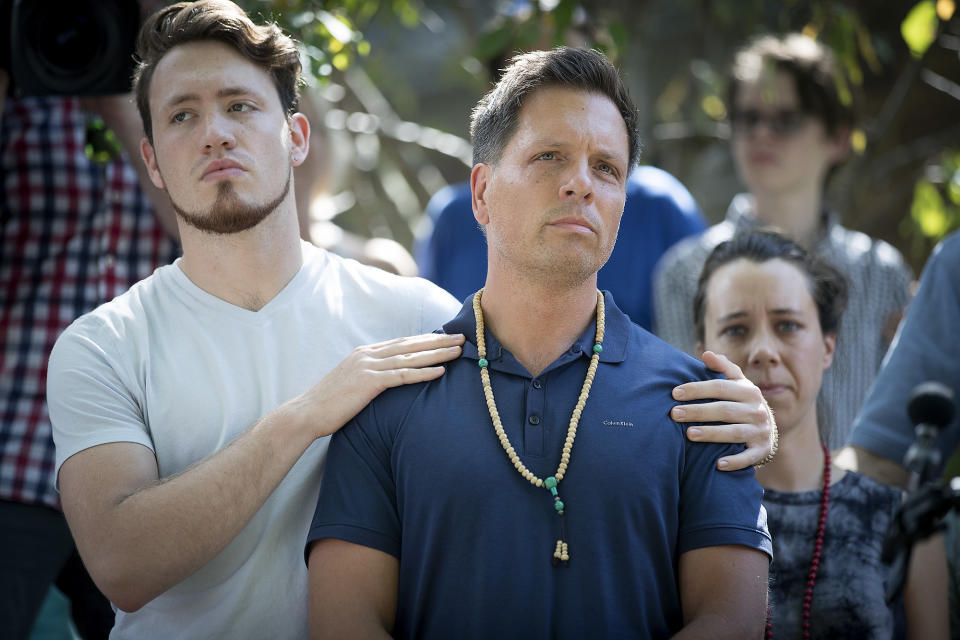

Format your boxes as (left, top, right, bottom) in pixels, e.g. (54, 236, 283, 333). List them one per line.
(537, 152, 556, 160)
(777, 320, 800, 332)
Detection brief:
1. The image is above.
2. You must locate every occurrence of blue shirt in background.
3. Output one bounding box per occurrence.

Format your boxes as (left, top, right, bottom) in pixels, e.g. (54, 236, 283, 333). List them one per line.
(307, 292, 772, 639)
(414, 166, 707, 329)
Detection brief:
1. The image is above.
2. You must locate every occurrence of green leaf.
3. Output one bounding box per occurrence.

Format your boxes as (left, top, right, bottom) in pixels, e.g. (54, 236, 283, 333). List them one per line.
(911, 178, 951, 238)
(475, 24, 513, 63)
(901, 1, 939, 58)
(609, 22, 628, 56)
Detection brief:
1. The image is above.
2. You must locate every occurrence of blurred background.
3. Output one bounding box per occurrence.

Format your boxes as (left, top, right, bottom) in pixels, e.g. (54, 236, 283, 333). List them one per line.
(7, 1, 959, 637)
(231, 0, 960, 275)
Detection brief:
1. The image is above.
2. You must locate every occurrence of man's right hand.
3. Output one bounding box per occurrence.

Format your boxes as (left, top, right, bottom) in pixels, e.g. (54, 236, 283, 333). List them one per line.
(284, 332, 464, 440)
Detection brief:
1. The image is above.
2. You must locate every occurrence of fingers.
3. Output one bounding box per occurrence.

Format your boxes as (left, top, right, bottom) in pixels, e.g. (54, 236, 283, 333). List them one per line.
(699, 350, 746, 380)
(684, 424, 771, 471)
(364, 333, 465, 357)
(377, 365, 448, 389)
(671, 399, 768, 427)
(672, 377, 758, 403)
(715, 448, 765, 472)
(376, 345, 463, 372)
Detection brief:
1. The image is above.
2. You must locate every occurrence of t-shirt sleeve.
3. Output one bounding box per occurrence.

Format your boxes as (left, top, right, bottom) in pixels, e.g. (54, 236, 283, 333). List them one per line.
(676, 436, 773, 561)
(47, 321, 155, 484)
(305, 399, 401, 563)
(850, 233, 960, 465)
(416, 281, 461, 334)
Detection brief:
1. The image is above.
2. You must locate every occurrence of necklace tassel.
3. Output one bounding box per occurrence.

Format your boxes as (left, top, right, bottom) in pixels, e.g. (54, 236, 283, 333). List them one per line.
(475, 289, 603, 569)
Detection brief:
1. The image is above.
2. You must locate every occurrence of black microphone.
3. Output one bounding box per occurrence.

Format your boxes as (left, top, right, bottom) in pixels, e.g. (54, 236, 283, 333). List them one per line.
(883, 381, 956, 603)
(904, 381, 954, 489)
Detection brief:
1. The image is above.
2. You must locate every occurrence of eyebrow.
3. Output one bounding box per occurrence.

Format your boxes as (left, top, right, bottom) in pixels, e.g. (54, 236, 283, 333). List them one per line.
(163, 87, 261, 110)
(717, 308, 802, 323)
(531, 139, 627, 163)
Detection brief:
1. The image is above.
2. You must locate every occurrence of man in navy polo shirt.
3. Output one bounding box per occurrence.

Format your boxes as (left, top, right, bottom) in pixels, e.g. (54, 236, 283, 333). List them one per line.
(306, 48, 772, 639)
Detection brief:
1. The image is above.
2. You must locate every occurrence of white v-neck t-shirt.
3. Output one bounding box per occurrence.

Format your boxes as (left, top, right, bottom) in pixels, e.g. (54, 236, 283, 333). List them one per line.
(48, 241, 460, 639)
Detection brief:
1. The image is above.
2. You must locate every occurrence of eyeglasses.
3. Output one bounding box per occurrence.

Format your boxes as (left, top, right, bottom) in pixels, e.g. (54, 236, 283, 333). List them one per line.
(730, 108, 810, 137)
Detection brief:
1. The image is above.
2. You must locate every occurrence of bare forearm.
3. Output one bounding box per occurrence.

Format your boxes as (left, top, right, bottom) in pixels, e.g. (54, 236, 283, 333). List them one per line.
(673, 614, 764, 640)
(835, 446, 909, 488)
(62, 333, 463, 611)
(65, 404, 315, 611)
(671, 615, 763, 639)
(308, 540, 398, 640)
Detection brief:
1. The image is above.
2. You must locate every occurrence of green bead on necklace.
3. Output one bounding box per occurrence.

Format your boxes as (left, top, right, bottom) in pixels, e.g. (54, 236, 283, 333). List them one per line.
(472, 289, 605, 567)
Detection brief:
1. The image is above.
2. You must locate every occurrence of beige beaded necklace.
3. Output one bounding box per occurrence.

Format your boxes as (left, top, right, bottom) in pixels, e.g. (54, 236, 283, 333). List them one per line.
(472, 288, 605, 567)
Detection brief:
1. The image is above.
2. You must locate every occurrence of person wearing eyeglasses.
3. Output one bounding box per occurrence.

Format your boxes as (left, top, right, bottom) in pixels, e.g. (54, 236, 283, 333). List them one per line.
(653, 33, 912, 451)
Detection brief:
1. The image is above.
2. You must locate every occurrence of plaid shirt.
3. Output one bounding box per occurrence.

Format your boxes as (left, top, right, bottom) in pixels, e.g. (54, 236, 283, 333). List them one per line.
(652, 194, 912, 449)
(1, 96, 180, 509)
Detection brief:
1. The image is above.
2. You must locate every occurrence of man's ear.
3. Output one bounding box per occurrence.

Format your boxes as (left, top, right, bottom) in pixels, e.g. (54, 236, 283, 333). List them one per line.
(140, 137, 165, 190)
(288, 112, 310, 167)
(471, 163, 491, 226)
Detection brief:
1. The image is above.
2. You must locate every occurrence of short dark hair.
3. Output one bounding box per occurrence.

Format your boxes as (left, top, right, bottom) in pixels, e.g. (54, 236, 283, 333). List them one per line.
(470, 47, 640, 168)
(133, 0, 301, 144)
(727, 33, 854, 136)
(693, 230, 848, 343)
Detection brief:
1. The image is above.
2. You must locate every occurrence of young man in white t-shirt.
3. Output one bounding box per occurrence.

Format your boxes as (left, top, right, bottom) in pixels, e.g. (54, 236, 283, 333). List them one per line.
(47, 2, 777, 637)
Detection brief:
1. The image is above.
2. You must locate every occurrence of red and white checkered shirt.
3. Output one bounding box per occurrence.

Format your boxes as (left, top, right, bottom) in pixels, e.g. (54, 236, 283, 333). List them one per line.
(1, 96, 180, 509)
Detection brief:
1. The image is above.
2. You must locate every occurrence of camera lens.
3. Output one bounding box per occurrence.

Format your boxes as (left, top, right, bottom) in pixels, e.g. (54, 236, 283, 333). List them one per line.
(10, 0, 139, 96)
(35, 11, 108, 76)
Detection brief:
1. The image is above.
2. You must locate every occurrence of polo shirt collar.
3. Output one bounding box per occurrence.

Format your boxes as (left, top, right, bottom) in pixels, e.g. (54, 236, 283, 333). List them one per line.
(442, 290, 629, 376)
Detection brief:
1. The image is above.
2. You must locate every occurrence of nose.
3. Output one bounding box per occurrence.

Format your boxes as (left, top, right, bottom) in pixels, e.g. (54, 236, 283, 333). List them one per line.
(201, 112, 237, 152)
(748, 329, 780, 367)
(558, 158, 594, 203)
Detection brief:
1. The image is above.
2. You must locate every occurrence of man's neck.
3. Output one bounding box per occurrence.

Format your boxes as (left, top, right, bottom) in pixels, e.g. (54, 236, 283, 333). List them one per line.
(177, 203, 304, 312)
(750, 186, 824, 249)
(479, 270, 599, 377)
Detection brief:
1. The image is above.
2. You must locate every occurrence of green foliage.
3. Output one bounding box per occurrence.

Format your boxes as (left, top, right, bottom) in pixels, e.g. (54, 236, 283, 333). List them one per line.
(234, 0, 421, 83)
(85, 118, 123, 164)
(473, 0, 626, 66)
(901, 0, 939, 58)
(908, 150, 960, 241)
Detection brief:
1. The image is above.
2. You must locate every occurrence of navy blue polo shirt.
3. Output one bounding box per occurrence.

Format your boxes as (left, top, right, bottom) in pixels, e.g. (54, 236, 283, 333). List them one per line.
(307, 292, 771, 639)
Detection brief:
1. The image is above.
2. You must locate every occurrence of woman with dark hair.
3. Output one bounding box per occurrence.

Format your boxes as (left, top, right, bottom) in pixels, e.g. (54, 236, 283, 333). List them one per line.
(695, 229, 946, 639)
(656, 33, 913, 450)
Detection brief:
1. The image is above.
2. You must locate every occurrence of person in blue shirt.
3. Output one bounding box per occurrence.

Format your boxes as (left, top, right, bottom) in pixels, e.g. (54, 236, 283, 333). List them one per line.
(839, 230, 960, 486)
(307, 47, 772, 639)
(416, 165, 706, 330)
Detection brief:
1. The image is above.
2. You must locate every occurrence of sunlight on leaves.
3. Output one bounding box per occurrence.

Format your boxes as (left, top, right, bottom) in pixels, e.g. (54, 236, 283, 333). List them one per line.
(901, 1, 938, 58)
(911, 179, 952, 238)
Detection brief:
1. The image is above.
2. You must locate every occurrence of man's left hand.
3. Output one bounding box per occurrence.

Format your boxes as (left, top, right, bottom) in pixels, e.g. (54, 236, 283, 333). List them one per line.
(670, 350, 776, 471)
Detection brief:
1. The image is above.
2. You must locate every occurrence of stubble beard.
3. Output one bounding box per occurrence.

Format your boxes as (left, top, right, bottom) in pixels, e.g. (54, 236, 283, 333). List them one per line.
(494, 227, 614, 290)
(169, 169, 292, 235)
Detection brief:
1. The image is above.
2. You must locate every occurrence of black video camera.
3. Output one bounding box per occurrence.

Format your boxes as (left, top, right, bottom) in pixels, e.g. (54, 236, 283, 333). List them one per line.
(1, 0, 140, 97)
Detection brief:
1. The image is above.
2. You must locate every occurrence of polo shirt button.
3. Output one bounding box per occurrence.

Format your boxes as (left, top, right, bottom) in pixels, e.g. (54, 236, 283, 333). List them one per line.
(528, 414, 541, 425)
(532, 379, 543, 389)
(570, 343, 581, 354)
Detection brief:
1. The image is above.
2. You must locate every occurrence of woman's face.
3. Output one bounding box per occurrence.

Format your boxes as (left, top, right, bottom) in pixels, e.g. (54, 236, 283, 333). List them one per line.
(730, 70, 847, 199)
(700, 258, 835, 434)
